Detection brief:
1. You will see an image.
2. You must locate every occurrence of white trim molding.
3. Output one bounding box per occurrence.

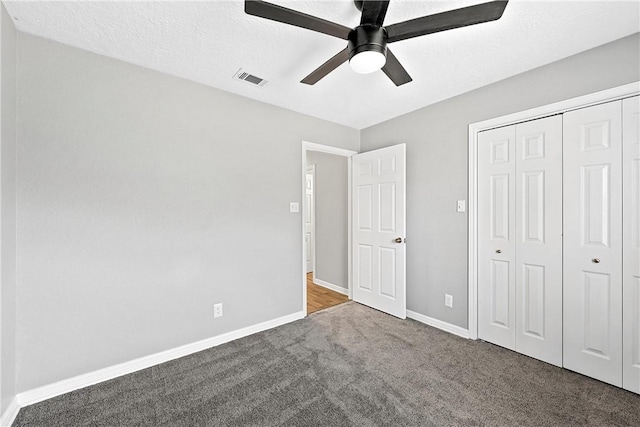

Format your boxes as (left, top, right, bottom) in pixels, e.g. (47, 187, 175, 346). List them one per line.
(467, 81, 640, 340)
(16, 310, 305, 409)
(407, 310, 470, 339)
(1, 397, 20, 427)
(313, 278, 349, 296)
(302, 141, 357, 158)
(306, 164, 316, 275)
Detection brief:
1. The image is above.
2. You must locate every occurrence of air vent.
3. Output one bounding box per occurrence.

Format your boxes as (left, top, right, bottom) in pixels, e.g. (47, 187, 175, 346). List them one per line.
(233, 69, 268, 87)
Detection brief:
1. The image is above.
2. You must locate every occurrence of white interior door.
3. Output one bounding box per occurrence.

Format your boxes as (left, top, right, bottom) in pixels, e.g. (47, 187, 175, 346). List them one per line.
(623, 95, 640, 393)
(563, 101, 623, 387)
(305, 166, 315, 274)
(352, 144, 406, 319)
(514, 116, 563, 366)
(478, 125, 516, 350)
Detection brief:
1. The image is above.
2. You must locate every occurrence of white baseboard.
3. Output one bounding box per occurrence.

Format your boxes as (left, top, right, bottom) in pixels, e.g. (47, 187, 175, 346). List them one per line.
(407, 310, 470, 339)
(313, 278, 349, 296)
(17, 310, 305, 409)
(1, 396, 20, 427)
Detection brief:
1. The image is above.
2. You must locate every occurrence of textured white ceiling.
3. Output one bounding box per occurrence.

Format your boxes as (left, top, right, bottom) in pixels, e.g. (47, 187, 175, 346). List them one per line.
(4, 0, 639, 129)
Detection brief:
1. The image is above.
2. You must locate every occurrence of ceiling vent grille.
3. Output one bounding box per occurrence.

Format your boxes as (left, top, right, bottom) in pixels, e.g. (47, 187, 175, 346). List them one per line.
(233, 69, 268, 87)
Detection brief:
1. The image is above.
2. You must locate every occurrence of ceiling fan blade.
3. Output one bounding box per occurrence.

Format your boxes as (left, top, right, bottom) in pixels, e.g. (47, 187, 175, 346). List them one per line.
(381, 49, 412, 86)
(360, 1, 390, 27)
(245, 0, 351, 40)
(301, 47, 350, 85)
(386, 1, 508, 43)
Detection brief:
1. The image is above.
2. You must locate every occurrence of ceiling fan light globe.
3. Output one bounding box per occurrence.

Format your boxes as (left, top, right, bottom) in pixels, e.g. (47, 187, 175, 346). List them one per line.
(349, 50, 386, 74)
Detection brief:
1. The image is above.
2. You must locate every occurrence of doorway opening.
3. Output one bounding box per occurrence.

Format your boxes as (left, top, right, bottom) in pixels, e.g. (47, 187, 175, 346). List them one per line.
(301, 142, 357, 315)
(306, 272, 350, 314)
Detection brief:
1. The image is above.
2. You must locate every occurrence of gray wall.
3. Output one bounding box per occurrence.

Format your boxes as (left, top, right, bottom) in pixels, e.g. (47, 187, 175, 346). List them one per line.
(1, 3, 17, 414)
(15, 33, 359, 392)
(306, 151, 348, 290)
(360, 33, 640, 329)
(7, 22, 640, 397)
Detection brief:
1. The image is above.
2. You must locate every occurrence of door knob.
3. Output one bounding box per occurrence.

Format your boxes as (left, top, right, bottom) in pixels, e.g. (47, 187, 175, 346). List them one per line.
(395, 237, 404, 243)
(496, 249, 502, 254)
(592, 258, 600, 264)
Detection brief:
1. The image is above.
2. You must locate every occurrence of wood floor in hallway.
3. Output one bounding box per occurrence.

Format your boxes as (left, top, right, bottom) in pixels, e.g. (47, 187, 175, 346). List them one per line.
(306, 272, 349, 314)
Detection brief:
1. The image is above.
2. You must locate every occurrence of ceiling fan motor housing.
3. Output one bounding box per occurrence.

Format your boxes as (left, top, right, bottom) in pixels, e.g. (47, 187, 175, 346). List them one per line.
(348, 25, 388, 60)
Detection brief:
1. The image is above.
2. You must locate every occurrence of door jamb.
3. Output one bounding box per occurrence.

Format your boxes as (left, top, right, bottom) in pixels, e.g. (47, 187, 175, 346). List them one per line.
(467, 82, 639, 340)
(305, 164, 316, 275)
(301, 141, 357, 315)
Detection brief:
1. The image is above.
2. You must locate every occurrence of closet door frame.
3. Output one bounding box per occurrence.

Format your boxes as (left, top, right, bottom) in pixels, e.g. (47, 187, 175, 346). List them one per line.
(468, 82, 639, 340)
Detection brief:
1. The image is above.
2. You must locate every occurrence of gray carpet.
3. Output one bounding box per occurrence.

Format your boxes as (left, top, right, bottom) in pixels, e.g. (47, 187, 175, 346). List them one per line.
(13, 302, 640, 426)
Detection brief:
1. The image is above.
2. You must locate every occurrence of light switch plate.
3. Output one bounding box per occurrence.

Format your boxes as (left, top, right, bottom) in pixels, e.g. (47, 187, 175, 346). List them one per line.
(456, 200, 466, 213)
(289, 202, 299, 213)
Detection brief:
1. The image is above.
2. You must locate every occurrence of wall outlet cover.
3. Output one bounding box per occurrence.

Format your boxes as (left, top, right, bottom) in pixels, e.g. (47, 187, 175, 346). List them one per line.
(445, 294, 453, 308)
(213, 303, 223, 318)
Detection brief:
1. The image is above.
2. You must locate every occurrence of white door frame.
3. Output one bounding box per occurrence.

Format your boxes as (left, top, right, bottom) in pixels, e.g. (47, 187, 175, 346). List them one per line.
(301, 141, 357, 315)
(305, 164, 316, 274)
(467, 82, 639, 340)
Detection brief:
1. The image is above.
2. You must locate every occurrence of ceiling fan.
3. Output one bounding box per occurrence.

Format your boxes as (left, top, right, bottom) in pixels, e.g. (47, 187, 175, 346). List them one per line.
(245, 0, 508, 86)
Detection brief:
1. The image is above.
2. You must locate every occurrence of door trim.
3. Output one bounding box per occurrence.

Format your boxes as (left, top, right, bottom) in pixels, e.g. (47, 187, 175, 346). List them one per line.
(467, 82, 640, 340)
(305, 164, 316, 274)
(301, 141, 357, 315)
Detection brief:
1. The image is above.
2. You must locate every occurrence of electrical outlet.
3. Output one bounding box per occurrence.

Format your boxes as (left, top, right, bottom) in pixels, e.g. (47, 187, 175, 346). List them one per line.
(289, 202, 299, 213)
(445, 294, 453, 308)
(213, 303, 223, 318)
(456, 200, 466, 213)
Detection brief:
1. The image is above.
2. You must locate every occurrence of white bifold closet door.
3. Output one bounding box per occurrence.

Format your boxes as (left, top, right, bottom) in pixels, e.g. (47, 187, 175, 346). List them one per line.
(478, 115, 563, 366)
(623, 95, 640, 394)
(563, 101, 623, 387)
(478, 125, 516, 349)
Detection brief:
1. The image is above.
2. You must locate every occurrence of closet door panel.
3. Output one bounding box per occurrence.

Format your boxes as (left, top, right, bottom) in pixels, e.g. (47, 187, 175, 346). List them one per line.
(478, 126, 516, 349)
(563, 101, 623, 387)
(515, 115, 563, 367)
(623, 95, 640, 393)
